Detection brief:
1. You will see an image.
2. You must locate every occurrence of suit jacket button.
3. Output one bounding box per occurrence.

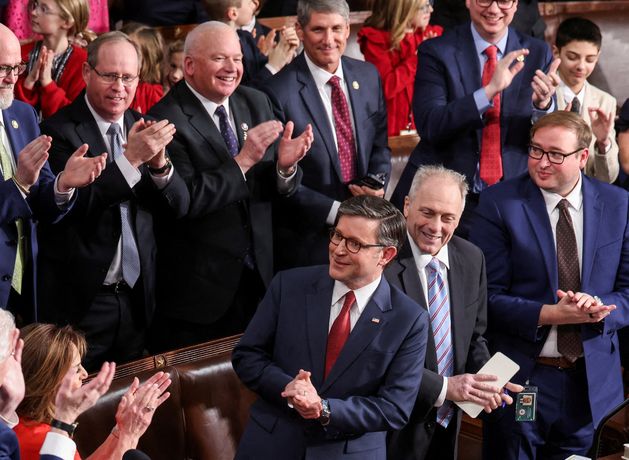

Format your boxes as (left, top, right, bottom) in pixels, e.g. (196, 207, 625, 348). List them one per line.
(426, 421, 435, 431)
(2, 275, 11, 282)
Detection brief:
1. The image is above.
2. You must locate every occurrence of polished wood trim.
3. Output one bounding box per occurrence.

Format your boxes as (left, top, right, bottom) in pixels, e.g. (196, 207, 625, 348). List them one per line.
(539, 0, 629, 16)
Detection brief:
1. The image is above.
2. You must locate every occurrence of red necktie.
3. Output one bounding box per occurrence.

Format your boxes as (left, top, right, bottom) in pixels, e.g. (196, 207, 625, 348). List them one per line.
(324, 291, 355, 378)
(480, 45, 503, 186)
(328, 76, 357, 183)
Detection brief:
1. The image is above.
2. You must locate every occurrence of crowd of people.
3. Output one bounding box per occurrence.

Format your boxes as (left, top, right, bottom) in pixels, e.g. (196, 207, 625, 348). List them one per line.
(0, 0, 628, 459)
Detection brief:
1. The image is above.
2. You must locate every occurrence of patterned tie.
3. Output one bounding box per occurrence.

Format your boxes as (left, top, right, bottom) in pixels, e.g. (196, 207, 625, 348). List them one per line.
(556, 199, 583, 361)
(427, 258, 454, 427)
(570, 96, 581, 114)
(107, 124, 141, 288)
(328, 76, 357, 183)
(324, 291, 355, 379)
(0, 128, 25, 294)
(479, 45, 503, 186)
(215, 105, 239, 157)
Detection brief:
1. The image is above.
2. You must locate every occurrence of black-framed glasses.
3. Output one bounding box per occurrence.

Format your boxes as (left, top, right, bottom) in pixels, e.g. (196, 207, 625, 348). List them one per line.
(29, 0, 62, 15)
(528, 144, 583, 165)
(476, 0, 516, 9)
(89, 64, 138, 87)
(329, 229, 386, 254)
(0, 63, 26, 79)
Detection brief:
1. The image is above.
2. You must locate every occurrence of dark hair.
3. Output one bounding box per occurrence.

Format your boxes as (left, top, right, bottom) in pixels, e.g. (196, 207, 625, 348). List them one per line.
(203, 0, 241, 21)
(297, 0, 349, 27)
(530, 111, 592, 149)
(335, 196, 406, 251)
(555, 17, 602, 50)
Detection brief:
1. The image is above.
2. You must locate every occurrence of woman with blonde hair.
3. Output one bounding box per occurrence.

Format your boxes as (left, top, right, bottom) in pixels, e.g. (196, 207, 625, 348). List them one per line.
(358, 0, 442, 136)
(15, 0, 96, 118)
(14, 323, 170, 460)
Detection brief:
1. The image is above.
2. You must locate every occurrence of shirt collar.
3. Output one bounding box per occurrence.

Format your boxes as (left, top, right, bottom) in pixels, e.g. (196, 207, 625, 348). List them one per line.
(84, 94, 125, 138)
(471, 22, 509, 57)
(539, 173, 583, 213)
(332, 275, 382, 315)
(304, 52, 346, 91)
(559, 79, 587, 105)
(407, 232, 450, 272)
(185, 80, 232, 121)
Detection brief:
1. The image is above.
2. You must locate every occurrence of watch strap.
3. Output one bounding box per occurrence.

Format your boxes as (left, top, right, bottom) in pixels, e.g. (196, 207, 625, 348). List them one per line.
(50, 418, 78, 437)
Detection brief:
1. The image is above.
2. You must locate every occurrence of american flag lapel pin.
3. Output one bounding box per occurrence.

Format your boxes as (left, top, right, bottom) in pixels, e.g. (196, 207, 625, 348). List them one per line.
(352, 81, 359, 90)
(371, 317, 380, 324)
(11, 120, 18, 129)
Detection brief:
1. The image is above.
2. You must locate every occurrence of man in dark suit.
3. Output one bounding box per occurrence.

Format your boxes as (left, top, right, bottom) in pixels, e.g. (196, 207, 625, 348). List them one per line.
(233, 195, 428, 459)
(0, 24, 105, 324)
(262, 0, 391, 269)
(38, 31, 190, 371)
(390, 0, 560, 237)
(469, 112, 628, 459)
(386, 165, 520, 460)
(148, 21, 313, 352)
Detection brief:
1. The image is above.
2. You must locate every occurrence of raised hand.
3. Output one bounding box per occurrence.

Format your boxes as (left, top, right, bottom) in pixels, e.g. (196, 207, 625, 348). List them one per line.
(484, 48, 529, 101)
(38, 48, 55, 87)
(58, 144, 107, 191)
(277, 121, 313, 171)
(531, 58, 561, 109)
(14, 135, 52, 190)
(588, 107, 614, 150)
(124, 119, 176, 168)
(235, 120, 283, 173)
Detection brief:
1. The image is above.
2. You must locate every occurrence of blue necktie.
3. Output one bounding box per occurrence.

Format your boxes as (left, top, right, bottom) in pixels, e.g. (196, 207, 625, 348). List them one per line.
(215, 105, 239, 157)
(107, 123, 141, 288)
(427, 258, 455, 427)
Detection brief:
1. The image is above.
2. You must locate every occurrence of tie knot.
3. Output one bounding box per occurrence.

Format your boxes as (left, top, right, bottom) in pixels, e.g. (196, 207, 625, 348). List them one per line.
(107, 123, 122, 136)
(557, 199, 570, 212)
(570, 97, 581, 114)
(215, 105, 228, 119)
(342, 290, 356, 310)
(328, 75, 342, 89)
(428, 258, 441, 273)
(484, 45, 498, 60)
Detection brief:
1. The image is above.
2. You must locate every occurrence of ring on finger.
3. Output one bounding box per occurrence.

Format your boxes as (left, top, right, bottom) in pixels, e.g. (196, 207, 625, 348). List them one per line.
(143, 406, 155, 413)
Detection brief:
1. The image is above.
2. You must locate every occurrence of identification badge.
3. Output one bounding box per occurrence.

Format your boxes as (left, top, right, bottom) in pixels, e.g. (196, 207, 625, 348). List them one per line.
(515, 386, 537, 422)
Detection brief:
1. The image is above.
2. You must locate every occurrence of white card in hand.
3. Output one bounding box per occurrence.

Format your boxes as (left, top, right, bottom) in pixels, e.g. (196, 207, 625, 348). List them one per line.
(454, 352, 520, 418)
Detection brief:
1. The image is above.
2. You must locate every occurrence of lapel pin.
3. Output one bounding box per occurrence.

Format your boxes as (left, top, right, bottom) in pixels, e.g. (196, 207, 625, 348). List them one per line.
(516, 54, 525, 63)
(11, 120, 18, 129)
(352, 81, 359, 90)
(371, 318, 380, 324)
(241, 123, 249, 140)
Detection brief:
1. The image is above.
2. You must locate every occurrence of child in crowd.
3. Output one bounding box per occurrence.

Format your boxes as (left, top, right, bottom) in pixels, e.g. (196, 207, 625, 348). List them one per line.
(15, 0, 94, 119)
(204, 0, 298, 86)
(553, 16, 619, 183)
(163, 39, 184, 94)
(122, 22, 165, 114)
(358, 0, 442, 136)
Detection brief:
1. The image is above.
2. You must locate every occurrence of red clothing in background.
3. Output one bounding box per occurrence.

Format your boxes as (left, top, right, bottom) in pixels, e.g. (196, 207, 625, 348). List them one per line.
(357, 25, 443, 136)
(131, 82, 164, 114)
(14, 418, 82, 460)
(15, 42, 87, 119)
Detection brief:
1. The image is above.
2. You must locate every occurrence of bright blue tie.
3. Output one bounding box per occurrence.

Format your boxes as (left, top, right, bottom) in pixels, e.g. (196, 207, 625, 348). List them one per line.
(215, 105, 239, 157)
(108, 123, 141, 288)
(427, 257, 454, 427)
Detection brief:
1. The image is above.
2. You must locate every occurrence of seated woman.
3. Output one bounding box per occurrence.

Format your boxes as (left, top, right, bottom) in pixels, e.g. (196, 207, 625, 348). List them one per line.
(358, 0, 442, 136)
(14, 323, 171, 460)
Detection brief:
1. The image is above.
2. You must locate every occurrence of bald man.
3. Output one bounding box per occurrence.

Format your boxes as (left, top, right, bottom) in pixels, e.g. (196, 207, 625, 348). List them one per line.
(148, 21, 313, 351)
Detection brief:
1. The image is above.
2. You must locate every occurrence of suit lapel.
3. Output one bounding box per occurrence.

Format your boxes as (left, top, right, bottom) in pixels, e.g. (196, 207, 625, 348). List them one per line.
(295, 54, 343, 182)
(229, 90, 253, 152)
(305, 276, 335, 387)
(447, 240, 467, 372)
(3, 106, 24, 160)
(501, 29, 525, 146)
(456, 26, 482, 149)
(320, 277, 391, 393)
(343, 58, 369, 177)
(580, 176, 602, 289)
(71, 97, 110, 158)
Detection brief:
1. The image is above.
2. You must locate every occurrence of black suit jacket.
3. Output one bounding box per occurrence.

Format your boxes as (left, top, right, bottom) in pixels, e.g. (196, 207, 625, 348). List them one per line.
(37, 93, 189, 325)
(148, 81, 297, 325)
(385, 236, 490, 460)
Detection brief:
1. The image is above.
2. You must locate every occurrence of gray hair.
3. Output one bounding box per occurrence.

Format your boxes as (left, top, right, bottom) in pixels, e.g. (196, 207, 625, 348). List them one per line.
(0, 310, 15, 361)
(407, 165, 468, 208)
(87, 31, 142, 71)
(335, 196, 406, 251)
(297, 0, 350, 27)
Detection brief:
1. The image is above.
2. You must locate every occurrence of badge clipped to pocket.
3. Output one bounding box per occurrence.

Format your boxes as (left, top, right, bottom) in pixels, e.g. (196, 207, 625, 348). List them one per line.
(515, 386, 537, 422)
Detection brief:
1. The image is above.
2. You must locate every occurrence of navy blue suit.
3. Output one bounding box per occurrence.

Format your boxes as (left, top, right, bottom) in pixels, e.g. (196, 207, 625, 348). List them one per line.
(233, 266, 428, 459)
(390, 24, 553, 210)
(0, 101, 68, 320)
(469, 174, 629, 458)
(262, 54, 391, 268)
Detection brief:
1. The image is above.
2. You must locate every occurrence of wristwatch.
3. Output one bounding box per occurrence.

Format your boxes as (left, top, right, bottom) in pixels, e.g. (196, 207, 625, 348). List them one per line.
(319, 399, 331, 426)
(148, 156, 172, 175)
(50, 418, 78, 437)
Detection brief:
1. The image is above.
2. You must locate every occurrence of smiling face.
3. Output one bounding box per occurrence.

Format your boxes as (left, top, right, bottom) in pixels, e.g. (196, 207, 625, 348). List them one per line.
(297, 11, 349, 73)
(0, 26, 21, 109)
(554, 40, 599, 93)
(184, 26, 242, 104)
(466, 0, 517, 43)
(404, 176, 464, 256)
(83, 39, 139, 122)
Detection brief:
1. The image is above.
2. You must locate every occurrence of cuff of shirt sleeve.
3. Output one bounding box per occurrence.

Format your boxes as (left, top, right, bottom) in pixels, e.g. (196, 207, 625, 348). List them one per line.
(115, 154, 142, 188)
(41, 432, 76, 459)
(265, 63, 278, 75)
(435, 376, 448, 407)
(149, 164, 174, 190)
(326, 201, 341, 226)
(474, 88, 492, 116)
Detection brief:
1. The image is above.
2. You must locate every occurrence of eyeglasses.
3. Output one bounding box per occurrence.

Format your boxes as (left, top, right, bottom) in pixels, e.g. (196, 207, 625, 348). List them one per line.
(329, 229, 386, 254)
(418, 0, 434, 12)
(29, 0, 62, 15)
(476, 0, 516, 9)
(89, 65, 138, 87)
(528, 144, 583, 165)
(0, 63, 27, 79)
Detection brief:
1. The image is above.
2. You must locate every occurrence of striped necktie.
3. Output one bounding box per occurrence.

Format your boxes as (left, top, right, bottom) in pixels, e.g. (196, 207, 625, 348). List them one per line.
(427, 258, 454, 427)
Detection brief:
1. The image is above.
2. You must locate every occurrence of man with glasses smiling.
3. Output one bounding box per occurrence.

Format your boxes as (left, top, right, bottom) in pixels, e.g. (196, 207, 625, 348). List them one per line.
(470, 111, 629, 459)
(233, 195, 429, 460)
(36, 31, 189, 371)
(390, 0, 561, 239)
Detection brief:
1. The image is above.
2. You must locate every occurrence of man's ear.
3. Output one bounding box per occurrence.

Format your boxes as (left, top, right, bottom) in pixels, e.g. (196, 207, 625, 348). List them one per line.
(380, 246, 398, 267)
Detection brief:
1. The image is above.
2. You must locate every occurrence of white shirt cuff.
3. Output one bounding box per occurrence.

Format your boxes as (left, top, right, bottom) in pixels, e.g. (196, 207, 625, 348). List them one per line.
(53, 174, 75, 207)
(115, 155, 142, 188)
(326, 201, 341, 226)
(149, 164, 174, 190)
(434, 376, 448, 407)
(40, 432, 76, 460)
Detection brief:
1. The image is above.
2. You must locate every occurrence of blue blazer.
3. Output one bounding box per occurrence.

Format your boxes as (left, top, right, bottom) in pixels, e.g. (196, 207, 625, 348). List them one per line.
(262, 54, 391, 267)
(0, 101, 66, 317)
(391, 24, 553, 207)
(232, 266, 429, 459)
(469, 174, 629, 426)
